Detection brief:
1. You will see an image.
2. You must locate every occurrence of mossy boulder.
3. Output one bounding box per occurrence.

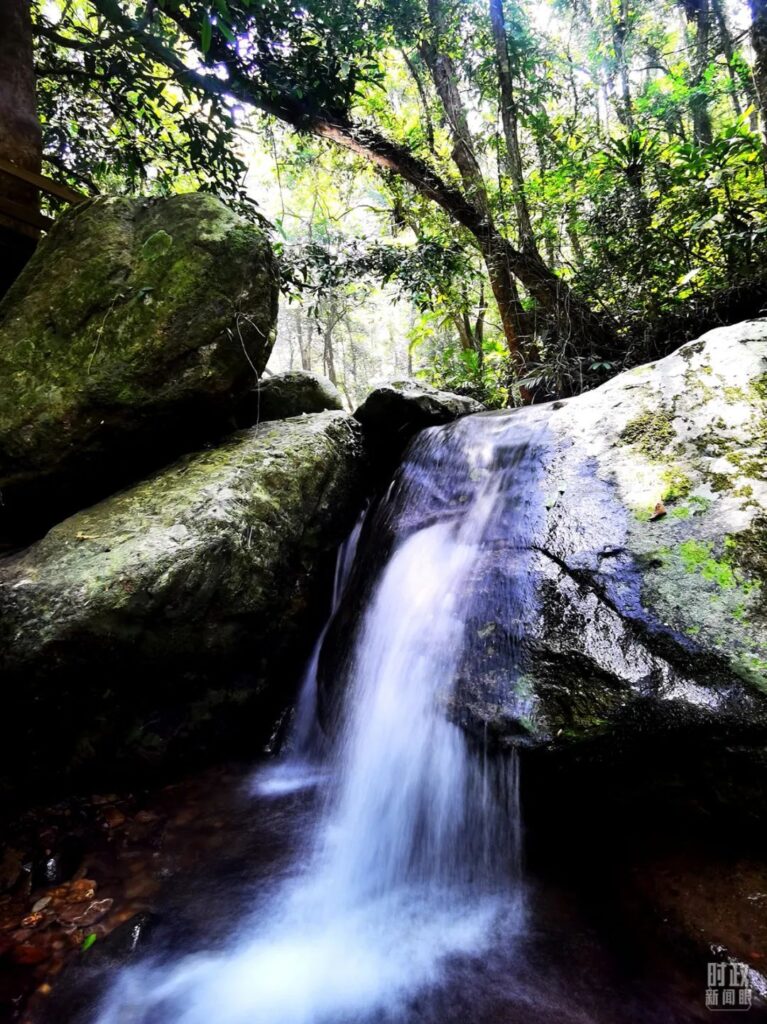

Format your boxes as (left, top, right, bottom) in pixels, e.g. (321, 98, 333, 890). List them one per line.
(0, 411, 366, 802)
(0, 193, 279, 540)
(468, 319, 767, 745)
(237, 370, 343, 425)
(487, 320, 767, 820)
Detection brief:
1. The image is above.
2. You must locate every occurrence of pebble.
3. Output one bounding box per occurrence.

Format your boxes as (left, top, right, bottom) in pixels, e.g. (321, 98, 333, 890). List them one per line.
(46, 879, 96, 904)
(11, 939, 51, 965)
(57, 898, 113, 927)
(101, 807, 127, 829)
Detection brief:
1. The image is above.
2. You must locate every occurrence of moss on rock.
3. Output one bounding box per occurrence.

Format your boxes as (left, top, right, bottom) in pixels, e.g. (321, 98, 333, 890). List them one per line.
(619, 408, 676, 460)
(0, 411, 367, 796)
(0, 193, 279, 537)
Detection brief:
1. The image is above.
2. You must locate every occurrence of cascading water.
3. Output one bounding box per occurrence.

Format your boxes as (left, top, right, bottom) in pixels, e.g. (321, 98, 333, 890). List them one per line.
(253, 516, 364, 796)
(95, 410, 545, 1024)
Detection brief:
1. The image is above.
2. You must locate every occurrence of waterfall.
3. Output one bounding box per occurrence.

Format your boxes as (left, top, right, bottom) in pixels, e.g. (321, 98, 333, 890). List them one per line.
(253, 515, 364, 796)
(95, 411, 544, 1024)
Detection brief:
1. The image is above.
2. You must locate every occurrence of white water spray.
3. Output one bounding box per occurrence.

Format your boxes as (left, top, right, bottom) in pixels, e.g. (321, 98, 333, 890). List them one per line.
(96, 412, 542, 1024)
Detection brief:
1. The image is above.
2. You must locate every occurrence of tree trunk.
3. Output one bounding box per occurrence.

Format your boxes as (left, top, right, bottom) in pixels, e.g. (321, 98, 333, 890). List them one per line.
(474, 280, 486, 353)
(96, 0, 619, 370)
(297, 311, 312, 371)
(322, 298, 338, 385)
(0, 0, 42, 293)
(420, 3, 529, 363)
(689, 0, 714, 144)
(610, 0, 635, 131)
(710, 0, 743, 117)
(401, 49, 437, 156)
(488, 0, 538, 255)
(750, 0, 767, 154)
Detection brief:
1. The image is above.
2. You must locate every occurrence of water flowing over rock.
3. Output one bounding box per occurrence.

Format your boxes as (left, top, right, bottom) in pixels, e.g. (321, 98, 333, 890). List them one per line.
(328, 319, 767, 825)
(10, 320, 767, 1024)
(91, 385, 525, 1024)
(0, 193, 279, 539)
(0, 411, 366, 799)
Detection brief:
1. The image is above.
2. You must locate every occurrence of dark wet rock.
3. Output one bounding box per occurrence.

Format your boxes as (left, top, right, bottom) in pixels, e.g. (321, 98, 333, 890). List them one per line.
(0, 411, 367, 801)
(83, 911, 160, 965)
(354, 380, 483, 472)
(0, 193, 279, 540)
(488, 321, 767, 822)
(0, 847, 24, 892)
(237, 370, 344, 425)
(30, 836, 85, 890)
(58, 898, 113, 927)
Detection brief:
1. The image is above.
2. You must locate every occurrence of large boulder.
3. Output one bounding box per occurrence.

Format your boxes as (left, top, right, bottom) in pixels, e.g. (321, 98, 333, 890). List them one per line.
(0, 193, 279, 540)
(353, 380, 483, 471)
(236, 370, 343, 425)
(474, 320, 767, 825)
(0, 411, 366, 800)
(326, 320, 767, 826)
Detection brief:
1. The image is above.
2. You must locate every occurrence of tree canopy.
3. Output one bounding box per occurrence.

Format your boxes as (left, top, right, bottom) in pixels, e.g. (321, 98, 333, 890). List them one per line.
(25, 0, 767, 402)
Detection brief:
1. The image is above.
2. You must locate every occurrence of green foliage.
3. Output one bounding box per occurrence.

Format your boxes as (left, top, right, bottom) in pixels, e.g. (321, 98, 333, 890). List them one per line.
(417, 334, 511, 408)
(28, 0, 767, 402)
(34, 0, 250, 203)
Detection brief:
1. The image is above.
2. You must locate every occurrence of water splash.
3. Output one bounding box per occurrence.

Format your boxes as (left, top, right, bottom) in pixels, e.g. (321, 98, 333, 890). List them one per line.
(95, 410, 545, 1024)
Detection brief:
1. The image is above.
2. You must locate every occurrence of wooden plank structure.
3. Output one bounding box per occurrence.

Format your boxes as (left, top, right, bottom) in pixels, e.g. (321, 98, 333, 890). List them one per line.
(0, 157, 87, 232)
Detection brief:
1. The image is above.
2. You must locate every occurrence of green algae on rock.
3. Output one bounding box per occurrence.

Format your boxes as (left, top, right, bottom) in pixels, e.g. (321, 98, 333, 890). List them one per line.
(0, 411, 366, 798)
(0, 193, 279, 538)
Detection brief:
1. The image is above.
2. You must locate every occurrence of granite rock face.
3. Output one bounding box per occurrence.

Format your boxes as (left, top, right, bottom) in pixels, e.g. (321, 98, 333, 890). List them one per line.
(325, 320, 767, 824)
(237, 370, 343, 425)
(353, 380, 483, 471)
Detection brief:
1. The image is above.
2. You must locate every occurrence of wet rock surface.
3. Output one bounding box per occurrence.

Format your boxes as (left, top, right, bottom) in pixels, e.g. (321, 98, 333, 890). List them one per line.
(0, 194, 279, 540)
(0, 412, 367, 801)
(326, 320, 767, 820)
(353, 379, 483, 472)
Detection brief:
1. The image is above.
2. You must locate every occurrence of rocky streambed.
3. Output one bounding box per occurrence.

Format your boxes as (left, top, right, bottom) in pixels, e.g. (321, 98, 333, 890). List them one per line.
(0, 761, 766, 1023)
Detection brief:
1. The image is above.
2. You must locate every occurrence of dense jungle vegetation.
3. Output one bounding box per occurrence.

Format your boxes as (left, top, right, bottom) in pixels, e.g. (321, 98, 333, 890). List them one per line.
(20, 0, 767, 403)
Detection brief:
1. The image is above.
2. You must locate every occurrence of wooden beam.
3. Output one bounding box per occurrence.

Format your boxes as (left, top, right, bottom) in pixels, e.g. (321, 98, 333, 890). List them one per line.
(0, 158, 86, 205)
(0, 196, 54, 231)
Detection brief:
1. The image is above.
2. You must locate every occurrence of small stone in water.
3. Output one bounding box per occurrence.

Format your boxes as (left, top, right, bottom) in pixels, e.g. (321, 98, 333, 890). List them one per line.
(134, 810, 160, 824)
(46, 879, 97, 911)
(20, 912, 45, 927)
(11, 938, 51, 965)
(58, 898, 113, 926)
(102, 807, 126, 829)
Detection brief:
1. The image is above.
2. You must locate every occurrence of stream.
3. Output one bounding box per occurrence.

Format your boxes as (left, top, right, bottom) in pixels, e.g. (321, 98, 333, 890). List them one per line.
(10, 415, 767, 1023)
